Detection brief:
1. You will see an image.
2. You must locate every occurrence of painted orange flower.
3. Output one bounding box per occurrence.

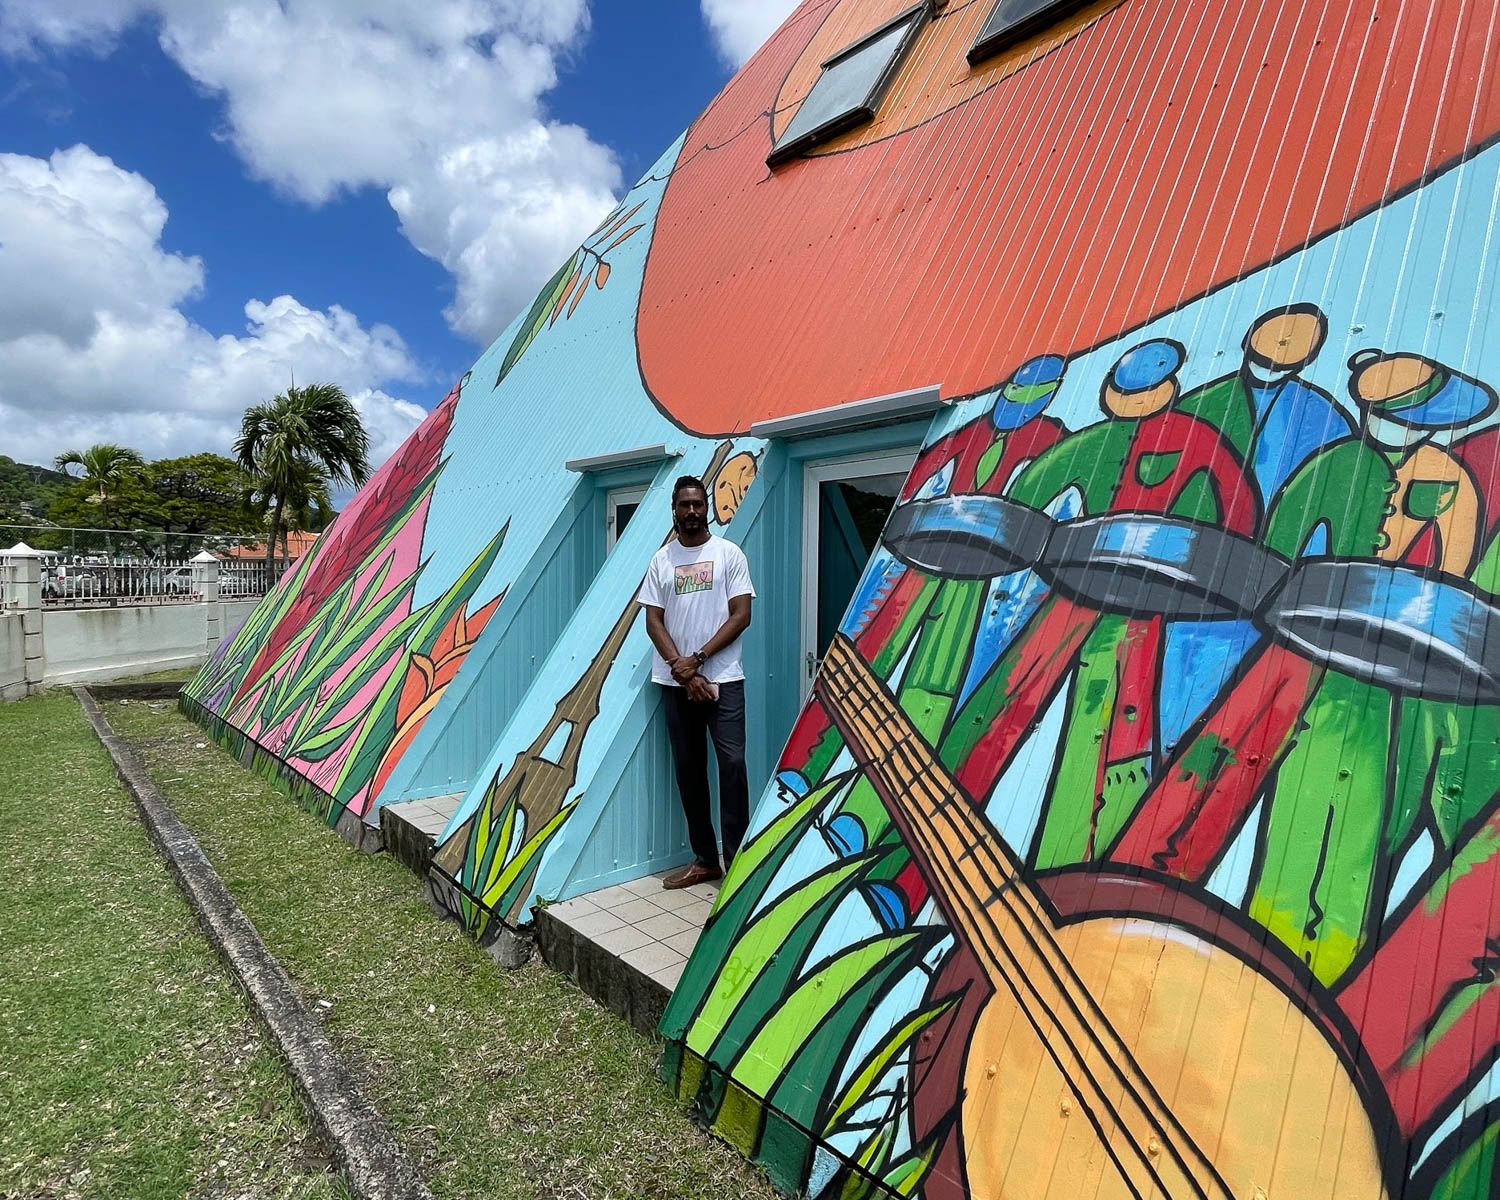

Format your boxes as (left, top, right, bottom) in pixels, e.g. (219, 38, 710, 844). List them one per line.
(367, 589, 505, 804)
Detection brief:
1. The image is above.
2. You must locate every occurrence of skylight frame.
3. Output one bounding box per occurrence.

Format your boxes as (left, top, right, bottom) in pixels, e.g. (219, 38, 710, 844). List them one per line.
(767, 1, 933, 168)
(967, 0, 1093, 64)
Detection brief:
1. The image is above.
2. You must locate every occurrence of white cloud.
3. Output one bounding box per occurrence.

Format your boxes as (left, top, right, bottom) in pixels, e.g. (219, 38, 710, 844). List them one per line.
(0, 147, 426, 470)
(0, 0, 624, 345)
(700, 0, 802, 67)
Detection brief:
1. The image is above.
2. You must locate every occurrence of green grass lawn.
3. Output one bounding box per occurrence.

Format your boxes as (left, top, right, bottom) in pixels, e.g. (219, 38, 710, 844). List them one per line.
(102, 696, 775, 1200)
(0, 693, 343, 1200)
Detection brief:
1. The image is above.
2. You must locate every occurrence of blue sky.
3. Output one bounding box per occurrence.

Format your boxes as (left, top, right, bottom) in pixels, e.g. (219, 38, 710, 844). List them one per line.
(0, 1, 796, 469)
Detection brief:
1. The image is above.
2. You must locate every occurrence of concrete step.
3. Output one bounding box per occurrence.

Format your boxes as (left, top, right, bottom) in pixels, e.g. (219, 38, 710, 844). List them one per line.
(535, 870, 719, 1036)
(379, 792, 465, 876)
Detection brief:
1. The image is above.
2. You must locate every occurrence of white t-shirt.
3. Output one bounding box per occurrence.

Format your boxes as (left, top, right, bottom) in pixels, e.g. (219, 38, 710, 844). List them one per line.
(637, 534, 756, 686)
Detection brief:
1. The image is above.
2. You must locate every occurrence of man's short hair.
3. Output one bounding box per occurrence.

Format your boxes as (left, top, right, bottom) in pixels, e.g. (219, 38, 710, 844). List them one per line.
(673, 475, 708, 502)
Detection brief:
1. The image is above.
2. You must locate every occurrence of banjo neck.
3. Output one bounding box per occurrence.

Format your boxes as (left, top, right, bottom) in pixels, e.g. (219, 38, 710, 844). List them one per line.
(815, 633, 1233, 1200)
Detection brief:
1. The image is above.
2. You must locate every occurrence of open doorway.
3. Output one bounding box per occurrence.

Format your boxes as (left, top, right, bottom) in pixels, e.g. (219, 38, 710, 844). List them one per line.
(800, 449, 917, 700)
(605, 484, 648, 553)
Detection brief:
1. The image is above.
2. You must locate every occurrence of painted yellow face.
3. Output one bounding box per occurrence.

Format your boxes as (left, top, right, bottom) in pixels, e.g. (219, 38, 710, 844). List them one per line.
(1352, 354, 1436, 406)
(1248, 311, 1324, 370)
(1105, 380, 1175, 419)
(712, 451, 758, 524)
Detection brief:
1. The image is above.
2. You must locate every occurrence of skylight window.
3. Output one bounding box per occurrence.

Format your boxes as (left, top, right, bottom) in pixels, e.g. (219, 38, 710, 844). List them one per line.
(968, 0, 1089, 64)
(767, 3, 930, 167)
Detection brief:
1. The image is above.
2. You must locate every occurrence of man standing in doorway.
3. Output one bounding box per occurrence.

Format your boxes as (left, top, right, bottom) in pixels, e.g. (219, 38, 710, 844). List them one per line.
(640, 475, 756, 889)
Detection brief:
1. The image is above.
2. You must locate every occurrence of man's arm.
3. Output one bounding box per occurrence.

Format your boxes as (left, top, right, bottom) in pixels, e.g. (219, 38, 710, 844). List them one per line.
(696, 594, 752, 661)
(643, 604, 701, 684)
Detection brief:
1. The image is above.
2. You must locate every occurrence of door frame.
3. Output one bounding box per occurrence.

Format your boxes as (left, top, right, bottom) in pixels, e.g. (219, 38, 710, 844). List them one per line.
(605, 484, 650, 553)
(800, 447, 919, 701)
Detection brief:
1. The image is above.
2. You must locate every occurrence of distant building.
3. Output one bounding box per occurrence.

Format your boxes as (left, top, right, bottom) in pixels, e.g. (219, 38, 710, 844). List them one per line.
(222, 530, 319, 562)
(186, 2, 1500, 1196)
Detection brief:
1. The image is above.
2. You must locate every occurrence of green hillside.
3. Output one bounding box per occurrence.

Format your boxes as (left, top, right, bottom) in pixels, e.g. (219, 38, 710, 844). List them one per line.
(0, 456, 70, 526)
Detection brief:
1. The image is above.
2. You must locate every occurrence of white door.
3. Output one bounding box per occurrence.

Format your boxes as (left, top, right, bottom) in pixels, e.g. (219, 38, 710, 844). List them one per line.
(800, 449, 918, 701)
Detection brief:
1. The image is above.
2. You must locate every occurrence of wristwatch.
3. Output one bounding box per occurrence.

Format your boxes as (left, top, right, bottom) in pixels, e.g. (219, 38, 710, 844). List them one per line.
(694, 650, 708, 665)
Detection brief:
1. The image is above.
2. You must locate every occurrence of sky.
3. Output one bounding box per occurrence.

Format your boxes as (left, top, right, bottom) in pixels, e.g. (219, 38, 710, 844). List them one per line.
(0, 0, 800, 474)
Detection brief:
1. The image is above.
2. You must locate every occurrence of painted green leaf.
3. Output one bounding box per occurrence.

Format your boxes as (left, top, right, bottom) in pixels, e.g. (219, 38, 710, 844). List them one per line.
(718, 772, 855, 910)
(303, 602, 429, 729)
(1424, 1114, 1500, 1200)
(822, 994, 958, 1135)
(480, 800, 578, 918)
(330, 639, 422, 796)
(408, 520, 509, 658)
(767, 931, 939, 1133)
(473, 779, 524, 899)
(837, 1121, 897, 1200)
(291, 575, 420, 704)
(283, 601, 427, 754)
(291, 708, 366, 763)
(243, 471, 440, 720)
(689, 852, 874, 1060)
(703, 845, 909, 1066)
(660, 774, 849, 1041)
(882, 1127, 948, 1197)
(730, 930, 931, 1102)
(496, 255, 576, 387)
(493, 807, 568, 920)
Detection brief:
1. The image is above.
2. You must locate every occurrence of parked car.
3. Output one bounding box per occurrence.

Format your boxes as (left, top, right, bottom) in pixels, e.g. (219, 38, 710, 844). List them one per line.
(147, 567, 194, 595)
(41, 566, 99, 598)
(218, 568, 261, 596)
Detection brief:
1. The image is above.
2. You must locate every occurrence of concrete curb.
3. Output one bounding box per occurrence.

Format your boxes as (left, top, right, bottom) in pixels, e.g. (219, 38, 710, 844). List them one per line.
(87, 680, 185, 701)
(75, 688, 433, 1200)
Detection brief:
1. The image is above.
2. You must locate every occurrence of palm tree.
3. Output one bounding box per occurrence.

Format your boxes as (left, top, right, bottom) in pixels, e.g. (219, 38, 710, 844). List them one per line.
(235, 383, 370, 574)
(248, 460, 336, 562)
(53, 443, 146, 527)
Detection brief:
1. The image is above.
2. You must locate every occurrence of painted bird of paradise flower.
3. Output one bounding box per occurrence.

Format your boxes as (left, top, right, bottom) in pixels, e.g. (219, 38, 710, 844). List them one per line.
(185, 370, 513, 823)
(365, 587, 506, 803)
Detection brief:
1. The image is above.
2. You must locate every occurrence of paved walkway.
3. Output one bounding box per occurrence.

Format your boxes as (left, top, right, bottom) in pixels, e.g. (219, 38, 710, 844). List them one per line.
(544, 871, 719, 993)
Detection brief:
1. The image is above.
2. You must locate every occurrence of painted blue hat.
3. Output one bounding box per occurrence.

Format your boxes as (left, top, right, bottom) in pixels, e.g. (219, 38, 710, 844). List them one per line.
(1349, 350, 1498, 430)
(989, 353, 1066, 430)
(1110, 339, 1185, 392)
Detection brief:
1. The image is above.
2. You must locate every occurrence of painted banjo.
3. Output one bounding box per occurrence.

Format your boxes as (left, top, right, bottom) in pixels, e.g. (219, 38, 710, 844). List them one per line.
(814, 632, 1387, 1199)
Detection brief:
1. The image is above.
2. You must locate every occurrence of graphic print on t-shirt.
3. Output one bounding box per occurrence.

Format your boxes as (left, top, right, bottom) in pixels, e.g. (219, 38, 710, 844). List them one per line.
(674, 560, 714, 595)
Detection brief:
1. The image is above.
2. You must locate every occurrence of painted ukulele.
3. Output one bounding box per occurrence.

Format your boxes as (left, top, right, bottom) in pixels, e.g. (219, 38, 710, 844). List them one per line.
(814, 633, 1387, 1199)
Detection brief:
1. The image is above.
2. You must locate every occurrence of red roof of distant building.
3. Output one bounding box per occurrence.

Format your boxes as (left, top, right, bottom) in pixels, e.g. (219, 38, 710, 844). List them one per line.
(225, 530, 320, 560)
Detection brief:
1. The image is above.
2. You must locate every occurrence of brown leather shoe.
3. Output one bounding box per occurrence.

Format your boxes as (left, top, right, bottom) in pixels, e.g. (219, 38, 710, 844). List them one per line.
(663, 862, 723, 890)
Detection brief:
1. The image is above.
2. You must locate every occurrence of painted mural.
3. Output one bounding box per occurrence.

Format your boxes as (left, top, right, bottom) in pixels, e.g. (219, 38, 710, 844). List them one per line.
(182, 163, 697, 833)
(661, 303, 1500, 1196)
(182, 373, 504, 827)
(651, 3, 1500, 1198)
(184, 0, 1500, 1195)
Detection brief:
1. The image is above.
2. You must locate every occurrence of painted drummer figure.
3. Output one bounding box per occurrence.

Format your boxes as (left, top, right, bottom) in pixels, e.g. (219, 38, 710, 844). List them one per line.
(1178, 303, 1353, 504)
(1112, 349, 1497, 983)
(781, 355, 1068, 789)
(936, 338, 1260, 867)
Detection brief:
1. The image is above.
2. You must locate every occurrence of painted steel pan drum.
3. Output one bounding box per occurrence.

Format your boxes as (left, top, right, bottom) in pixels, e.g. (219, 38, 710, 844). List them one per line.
(1262, 559, 1500, 704)
(1041, 514, 1290, 622)
(880, 494, 1056, 579)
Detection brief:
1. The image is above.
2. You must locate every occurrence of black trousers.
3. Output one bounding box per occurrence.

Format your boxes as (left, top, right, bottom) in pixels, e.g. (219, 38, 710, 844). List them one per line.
(661, 679, 749, 868)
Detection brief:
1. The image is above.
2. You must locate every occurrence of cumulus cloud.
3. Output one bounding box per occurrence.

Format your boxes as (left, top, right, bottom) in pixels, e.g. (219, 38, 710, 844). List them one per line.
(0, 147, 426, 470)
(0, 0, 623, 345)
(700, 0, 802, 67)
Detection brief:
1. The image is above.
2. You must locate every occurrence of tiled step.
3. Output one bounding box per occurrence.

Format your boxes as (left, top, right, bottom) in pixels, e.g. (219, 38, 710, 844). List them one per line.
(535, 870, 719, 1036)
(379, 792, 465, 876)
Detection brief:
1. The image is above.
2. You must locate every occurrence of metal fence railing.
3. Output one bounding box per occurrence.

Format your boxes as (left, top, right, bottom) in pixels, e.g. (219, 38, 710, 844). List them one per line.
(1, 554, 277, 609)
(39, 555, 197, 607)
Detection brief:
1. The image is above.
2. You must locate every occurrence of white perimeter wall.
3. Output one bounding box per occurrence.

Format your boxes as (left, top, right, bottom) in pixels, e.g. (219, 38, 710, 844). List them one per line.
(0, 599, 263, 691)
(0, 613, 23, 700)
